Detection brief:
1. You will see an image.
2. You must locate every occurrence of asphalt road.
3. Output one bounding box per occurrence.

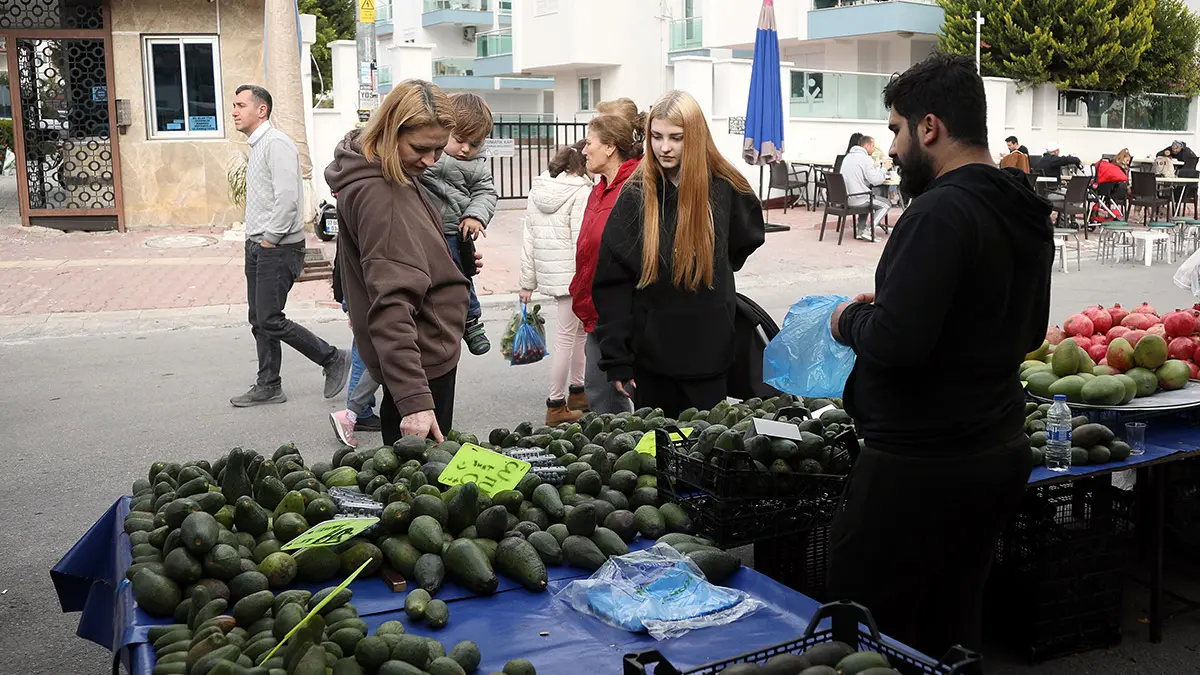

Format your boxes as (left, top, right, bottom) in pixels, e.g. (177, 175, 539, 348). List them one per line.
(4, 261, 1200, 673)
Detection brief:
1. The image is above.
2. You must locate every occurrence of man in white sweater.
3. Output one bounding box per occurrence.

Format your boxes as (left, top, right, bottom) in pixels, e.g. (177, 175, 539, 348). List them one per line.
(841, 135, 890, 241)
(229, 84, 349, 407)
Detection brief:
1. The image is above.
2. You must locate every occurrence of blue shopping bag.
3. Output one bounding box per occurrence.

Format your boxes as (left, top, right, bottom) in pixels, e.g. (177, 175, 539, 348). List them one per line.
(763, 295, 856, 399)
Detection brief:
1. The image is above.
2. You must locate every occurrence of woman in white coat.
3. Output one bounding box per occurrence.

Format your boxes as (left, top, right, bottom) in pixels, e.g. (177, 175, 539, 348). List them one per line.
(519, 141, 593, 424)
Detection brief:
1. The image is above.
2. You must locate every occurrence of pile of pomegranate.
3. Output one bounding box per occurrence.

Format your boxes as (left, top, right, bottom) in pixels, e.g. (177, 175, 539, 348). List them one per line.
(1047, 302, 1200, 378)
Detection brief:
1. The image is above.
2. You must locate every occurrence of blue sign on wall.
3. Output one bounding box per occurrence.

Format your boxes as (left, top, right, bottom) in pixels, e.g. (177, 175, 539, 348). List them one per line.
(189, 116, 218, 132)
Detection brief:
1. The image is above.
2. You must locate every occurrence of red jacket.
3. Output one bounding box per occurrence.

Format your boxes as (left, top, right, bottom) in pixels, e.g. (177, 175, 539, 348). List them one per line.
(1095, 159, 1128, 185)
(571, 158, 640, 332)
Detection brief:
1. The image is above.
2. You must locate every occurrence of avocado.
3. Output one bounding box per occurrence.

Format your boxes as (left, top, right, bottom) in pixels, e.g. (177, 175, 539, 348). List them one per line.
(411, 494, 450, 528)
(292, 546, 340, 583)
(381, 536, 423, 578)
(474, 505, 509, 541)
(836, 651, 890, 675)
(163, 547, 204, 585)
(404, 588, 431, 621)
(220, 448, 254, 505)
(590, 527, 630, 558)
(634, 505, 667, 539)
(257, 551, 298, 588)
(531, 483, 566, 521)
(447, 482, 481, 535)
(565, 502, 597, 537)
(413, 553, 446, 595)
(443, 538, 498, 594)
(1073, 423, 1116, 448)
(658, 503, 693, 533)
(231, 589, 274, 626)
(339, 541, 383, 576)
(447, 640, 481, 672)
(410, 515, 446, 555)
(233, 497, 270, 537)
(272, 512, 309, 544)
(201, 543, 241, 581)
(132, 568, 182, 618)
(563, 535, 607, 571)
(425, 599, 450, 628)
(802, 641, 855, 667)
(502, 658, 537, 675)
(1088, 445, 1113, 464)
(686, 549, 740, 583)
(1071, 447, 1090, 465)
(354, 636, 390, 670)
(1110, 440, 1132, 460)
(604, 510, 638, 542)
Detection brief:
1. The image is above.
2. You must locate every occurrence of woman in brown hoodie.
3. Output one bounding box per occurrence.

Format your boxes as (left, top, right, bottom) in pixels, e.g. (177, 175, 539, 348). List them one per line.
(324, 80, 471, 444)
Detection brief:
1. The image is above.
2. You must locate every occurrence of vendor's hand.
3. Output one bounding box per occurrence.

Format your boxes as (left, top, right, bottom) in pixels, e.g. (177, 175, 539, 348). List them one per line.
(474, 250, 484, 273)
(260, 240, 277, 248)
(830, 302, 851, 342)
(615, 379, 636, 398)
(401, 409, 444, 443)
(460, 217, 486, 241)
(853, 292, 876, 304)
(519, 289, 533, 304)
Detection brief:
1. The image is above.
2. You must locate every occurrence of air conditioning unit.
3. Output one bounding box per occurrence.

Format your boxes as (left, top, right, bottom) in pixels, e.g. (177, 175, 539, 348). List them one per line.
(463, 26, 477, 42)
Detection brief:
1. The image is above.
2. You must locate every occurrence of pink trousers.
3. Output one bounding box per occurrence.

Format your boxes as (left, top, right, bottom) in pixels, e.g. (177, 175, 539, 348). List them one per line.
(550, 295, 587, 401)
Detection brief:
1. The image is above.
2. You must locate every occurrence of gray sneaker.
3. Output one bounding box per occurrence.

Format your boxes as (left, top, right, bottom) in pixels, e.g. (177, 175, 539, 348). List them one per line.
(230, 385, 287, 407)
(323, 348, 351, 399)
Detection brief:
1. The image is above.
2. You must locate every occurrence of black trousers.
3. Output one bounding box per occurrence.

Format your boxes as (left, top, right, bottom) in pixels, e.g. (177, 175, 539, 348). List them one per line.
(632, 371, 727, 420)
(245, 239, 336, 388)
(381, 368, 457, 445)
(825, 436, 1031, 658)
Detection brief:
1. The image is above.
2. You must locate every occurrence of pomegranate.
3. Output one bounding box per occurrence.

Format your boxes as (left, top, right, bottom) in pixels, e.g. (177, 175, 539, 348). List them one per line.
(1074, 335, 1093, 351)
(1170, 336, 1196, 361)
(1193, 310, 1200, 334)
(1189, 361, 1200, 379)
(1084, 306, 1113, 334)
(1046, 326, 1068, 345)
(1122, 312, 1158, 331)
(1133, 301, 1158, 316)
(1192, 335, 1200, 349)
(1125, 330, 1148, 347)
(1108, 303, 1130, 326)
(1091, 333, 1108, 347)
(1063, 313, 1095, 337)
(1164, 309, 1195, 338)
(1100, 357, 1109, 366)
(1149, 324, 1168, 338)
(1107, 325, 1131, 341)
(1087, 343, 1108, 362)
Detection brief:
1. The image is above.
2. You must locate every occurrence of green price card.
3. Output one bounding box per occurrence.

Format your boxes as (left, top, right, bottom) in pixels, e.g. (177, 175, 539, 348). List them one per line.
(635, 428, 693, 457)
(281, 517, 379, 551)
(438, 443, 531, 497)
(259, 557, 373, 664)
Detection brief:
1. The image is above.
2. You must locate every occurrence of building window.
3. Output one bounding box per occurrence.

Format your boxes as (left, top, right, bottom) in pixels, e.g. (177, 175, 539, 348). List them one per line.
(579, 77, 601, 111)
(142, 36, 223, 139)
(1058, 93, 1080, 116)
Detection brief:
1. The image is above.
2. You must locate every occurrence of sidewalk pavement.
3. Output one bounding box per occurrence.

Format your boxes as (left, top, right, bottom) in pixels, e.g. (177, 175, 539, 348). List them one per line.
(0, 202, 903, 340)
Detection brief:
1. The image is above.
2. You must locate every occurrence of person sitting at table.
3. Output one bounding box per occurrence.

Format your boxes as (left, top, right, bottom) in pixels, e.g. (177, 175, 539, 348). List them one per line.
(1004, 135, 1029, 156)
(845, 132, 863, 154)
(841, 135, 890, 240)
(1032, 143, 1082, 180)
(1158, 140, 1197, 166)
(1094, 150, 1130, 202)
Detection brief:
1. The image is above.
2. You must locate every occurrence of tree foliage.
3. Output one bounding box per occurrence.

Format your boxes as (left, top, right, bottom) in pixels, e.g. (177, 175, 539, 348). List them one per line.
(938, 0, 1156, 92)
(1127, 0, 1200, 95)
(300, 0, 357, 101)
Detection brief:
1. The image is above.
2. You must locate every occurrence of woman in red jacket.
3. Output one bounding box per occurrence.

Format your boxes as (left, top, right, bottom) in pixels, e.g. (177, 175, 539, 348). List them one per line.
(571, 112, 643, 414)
(1094, 148, 1130, 201)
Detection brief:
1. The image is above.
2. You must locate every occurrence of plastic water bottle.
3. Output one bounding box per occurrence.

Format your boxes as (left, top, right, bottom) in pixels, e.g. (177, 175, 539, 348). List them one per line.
(1044, 394, 1073, 472)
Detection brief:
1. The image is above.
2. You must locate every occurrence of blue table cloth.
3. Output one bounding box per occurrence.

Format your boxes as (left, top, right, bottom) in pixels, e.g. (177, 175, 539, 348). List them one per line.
(1028, 420, 1200, 484)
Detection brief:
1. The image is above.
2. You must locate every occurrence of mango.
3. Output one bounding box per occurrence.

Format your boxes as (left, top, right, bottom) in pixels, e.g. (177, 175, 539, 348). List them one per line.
(1157, 359, 1190, 391)
(1106, 337, 1135, 371)
(1048, 375, 1086, 402)
(1126, 367, 1159, 397)
(1081, 375, 1125, 406)
(1134, 334, 1169, 370)
(1052, 338, 1083, 376)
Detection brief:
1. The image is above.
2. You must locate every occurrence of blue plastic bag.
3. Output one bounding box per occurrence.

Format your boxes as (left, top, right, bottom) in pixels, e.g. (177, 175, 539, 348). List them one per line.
(763, 295, 857, 399)
(555, 544, 763, 639)
(510, 302, 549, 366)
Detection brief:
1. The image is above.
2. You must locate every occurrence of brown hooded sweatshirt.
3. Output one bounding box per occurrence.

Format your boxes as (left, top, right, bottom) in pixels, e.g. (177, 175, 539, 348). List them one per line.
(324, 130, 470, 416)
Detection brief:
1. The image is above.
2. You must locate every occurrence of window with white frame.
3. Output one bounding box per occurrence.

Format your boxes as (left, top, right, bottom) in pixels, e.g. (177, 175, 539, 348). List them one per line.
(1058, 93, 1080, 116)
(143, 36, 223, 139)
(579, 77, 601, 111)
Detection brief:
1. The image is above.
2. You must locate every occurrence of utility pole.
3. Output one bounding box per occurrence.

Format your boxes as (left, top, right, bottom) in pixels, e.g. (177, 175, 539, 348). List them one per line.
(356, 0, 379, 128)
(975, 12, 985, 75)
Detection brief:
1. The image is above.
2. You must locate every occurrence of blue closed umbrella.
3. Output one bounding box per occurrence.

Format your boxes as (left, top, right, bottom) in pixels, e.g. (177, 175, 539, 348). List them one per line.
(743, 0, 789, 232)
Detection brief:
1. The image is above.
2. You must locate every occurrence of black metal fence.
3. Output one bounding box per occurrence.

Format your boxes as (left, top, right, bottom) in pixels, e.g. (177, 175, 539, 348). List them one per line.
(486, 120, 589, 200)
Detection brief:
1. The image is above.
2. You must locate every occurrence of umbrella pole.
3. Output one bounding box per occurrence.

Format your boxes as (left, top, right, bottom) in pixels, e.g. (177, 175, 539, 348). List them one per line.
(762, 164, 791, 234)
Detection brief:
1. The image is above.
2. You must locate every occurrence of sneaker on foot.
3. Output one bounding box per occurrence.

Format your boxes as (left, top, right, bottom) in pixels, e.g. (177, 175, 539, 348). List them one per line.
(464, 318, 491, 356)
(323, 348, 351, 399)
(329, 410, 357, 447)
(355, 415, 382, 432)
(230, 385, 287, 408)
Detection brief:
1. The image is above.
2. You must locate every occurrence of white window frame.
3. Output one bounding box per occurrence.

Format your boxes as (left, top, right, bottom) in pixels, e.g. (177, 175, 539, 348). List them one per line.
(579, 77, 601, 111)
(142, 35, 224, 140)
(1058, 93, 1080, 116)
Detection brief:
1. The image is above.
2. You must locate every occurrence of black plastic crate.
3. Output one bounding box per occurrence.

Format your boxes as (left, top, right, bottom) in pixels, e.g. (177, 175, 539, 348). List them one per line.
(622, 600, 982, 675)
(985, 477, 1134, 662)
(753, 525, 832, 602)
(1166, 455, 1200, 559)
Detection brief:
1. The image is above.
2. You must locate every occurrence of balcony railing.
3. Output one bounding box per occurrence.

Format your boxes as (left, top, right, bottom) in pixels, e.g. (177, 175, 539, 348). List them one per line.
(477, 29, 512, 58)
(669, 17, 703, 51)
(789, 70, 891, 120)
(433, 57, 476, 77)
(1057, 89, 1192, 132)
(424, 0, 491, 12)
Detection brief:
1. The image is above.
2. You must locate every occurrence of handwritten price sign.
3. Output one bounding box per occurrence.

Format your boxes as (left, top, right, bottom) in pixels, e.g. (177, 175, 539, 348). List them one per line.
(438, 444, 530, 497)
(281, 516, 378, 551)
(635, 428, 693, 457)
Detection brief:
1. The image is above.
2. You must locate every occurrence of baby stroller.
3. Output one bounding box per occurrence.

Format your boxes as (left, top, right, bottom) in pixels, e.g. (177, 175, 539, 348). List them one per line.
(1088, 180, 1125, 226)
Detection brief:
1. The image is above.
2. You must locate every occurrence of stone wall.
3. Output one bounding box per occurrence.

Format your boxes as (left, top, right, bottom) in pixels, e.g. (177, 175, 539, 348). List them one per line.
(110, 0, 264, 228)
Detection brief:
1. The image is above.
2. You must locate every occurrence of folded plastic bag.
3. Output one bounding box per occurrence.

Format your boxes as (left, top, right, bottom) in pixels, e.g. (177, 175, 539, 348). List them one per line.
(554, 544, 763, 640)
(763, 295, 857, 399)
(1175, 247, 1200, 297)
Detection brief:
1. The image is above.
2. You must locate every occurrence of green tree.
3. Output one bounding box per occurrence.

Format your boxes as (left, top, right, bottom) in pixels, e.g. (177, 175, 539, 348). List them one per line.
(938, 0, 1155, 91)
(1127, 0, 1200, 95)
(300, 0, 357, 102)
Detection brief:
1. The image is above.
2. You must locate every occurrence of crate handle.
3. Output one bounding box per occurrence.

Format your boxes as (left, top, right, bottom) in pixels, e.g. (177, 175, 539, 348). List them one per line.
(802, 600, 883, 643)
(832, 428, 859, 467)
(773, 406, 812, 421)
(936, 646, 983, 675)
(622, 649, 680, 675)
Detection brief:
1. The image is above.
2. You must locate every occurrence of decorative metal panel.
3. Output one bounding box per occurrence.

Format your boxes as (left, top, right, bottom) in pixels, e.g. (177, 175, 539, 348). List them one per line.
(1, 0, 105, 30)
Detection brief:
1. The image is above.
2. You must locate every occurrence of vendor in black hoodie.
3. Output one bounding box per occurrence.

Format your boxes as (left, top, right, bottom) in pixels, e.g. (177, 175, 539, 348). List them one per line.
(828, 54, 1053, 658)
(592, 90, 765, 418)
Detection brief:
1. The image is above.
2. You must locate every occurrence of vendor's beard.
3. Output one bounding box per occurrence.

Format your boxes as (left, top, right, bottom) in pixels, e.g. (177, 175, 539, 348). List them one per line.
(895, 144, 936, 200)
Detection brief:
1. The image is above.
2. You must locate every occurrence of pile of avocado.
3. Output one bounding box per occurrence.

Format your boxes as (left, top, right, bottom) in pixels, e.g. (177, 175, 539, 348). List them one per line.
(1024, 404, 1133, 467)
(708, 641, 899, 674)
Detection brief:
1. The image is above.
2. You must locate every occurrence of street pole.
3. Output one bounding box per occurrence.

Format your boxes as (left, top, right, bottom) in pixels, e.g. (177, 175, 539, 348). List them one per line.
(975, 12, 985, 75)
(356, 0, 378, 128)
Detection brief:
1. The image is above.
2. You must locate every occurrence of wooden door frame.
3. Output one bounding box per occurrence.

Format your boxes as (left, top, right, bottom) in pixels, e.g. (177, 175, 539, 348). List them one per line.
(2, 0, 125, 231)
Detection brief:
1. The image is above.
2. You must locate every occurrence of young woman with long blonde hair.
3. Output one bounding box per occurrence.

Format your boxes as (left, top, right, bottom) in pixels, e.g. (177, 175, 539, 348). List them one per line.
(591, 90, 766, 417)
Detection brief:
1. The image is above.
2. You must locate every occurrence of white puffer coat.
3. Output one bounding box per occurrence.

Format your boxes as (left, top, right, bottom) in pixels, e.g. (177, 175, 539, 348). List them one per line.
(519, 171, 593, 297)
